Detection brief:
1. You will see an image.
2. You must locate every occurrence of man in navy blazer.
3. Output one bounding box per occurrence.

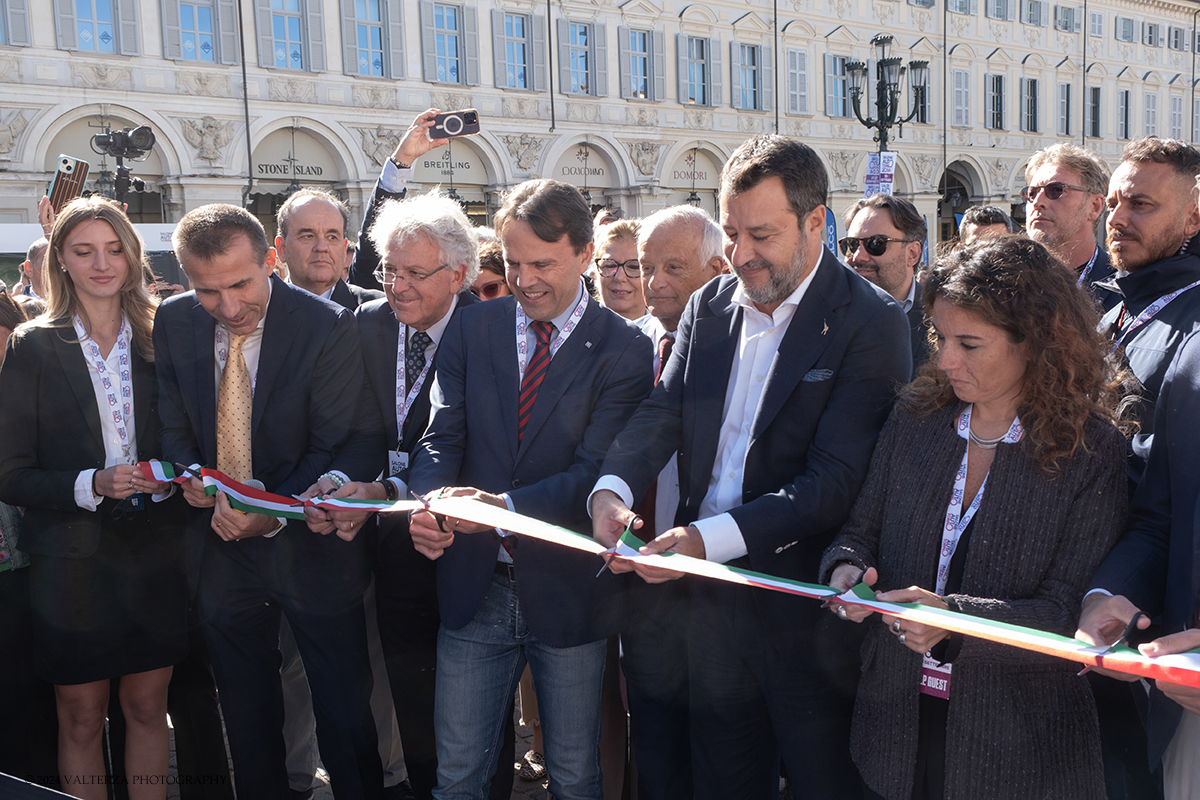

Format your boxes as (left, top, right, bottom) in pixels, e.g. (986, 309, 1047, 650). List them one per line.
(1079, 329, 1200, 797)
(154, 204, 384, 800)
(407, 179, 653, 800)
(591, 136, 912, 799)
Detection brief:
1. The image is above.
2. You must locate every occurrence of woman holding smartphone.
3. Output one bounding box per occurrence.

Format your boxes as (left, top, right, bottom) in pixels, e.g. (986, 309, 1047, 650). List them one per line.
(0, 196, 186, 800)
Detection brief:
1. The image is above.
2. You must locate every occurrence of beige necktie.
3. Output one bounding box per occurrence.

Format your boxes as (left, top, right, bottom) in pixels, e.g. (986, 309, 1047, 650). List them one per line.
(217, 333, 253, 482)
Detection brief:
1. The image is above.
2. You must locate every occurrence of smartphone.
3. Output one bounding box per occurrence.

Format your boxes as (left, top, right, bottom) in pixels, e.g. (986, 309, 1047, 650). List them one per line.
(428, 109, 481, 140)
(47, 154, 91, 213)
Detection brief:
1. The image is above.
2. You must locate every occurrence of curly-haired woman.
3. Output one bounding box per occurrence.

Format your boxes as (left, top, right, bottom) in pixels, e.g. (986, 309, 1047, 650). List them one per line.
(820, 235, 1132, 800)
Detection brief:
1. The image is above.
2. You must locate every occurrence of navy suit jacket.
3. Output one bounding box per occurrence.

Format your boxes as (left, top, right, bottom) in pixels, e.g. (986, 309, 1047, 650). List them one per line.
(600, 249, 912, 664)
(907, 279, 930, 373)
(409, 292, 654, 647)
(0, 325, 170, 558)
(154, 276, 379, 602)
(1090, 328, 1200, 766)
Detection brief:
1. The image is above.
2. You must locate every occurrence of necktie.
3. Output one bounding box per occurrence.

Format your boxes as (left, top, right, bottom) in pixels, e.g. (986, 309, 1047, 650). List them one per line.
(517, 321, 554, 443)
(217, 333, 253, 482)
(407, 329, 433, 392)
(636, 333, 676, 532)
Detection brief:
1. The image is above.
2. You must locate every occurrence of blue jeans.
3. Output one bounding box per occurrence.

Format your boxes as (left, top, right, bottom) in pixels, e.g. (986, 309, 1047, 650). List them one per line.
(433, 571, 606, 800)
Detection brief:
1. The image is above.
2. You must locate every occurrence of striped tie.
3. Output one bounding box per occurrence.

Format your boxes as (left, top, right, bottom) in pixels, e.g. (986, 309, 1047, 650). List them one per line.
(517, 321, 554, 443)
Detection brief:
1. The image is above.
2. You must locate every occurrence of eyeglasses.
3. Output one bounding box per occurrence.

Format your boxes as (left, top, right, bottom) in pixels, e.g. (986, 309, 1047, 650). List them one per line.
(471, 279, 507, 300)
(838, 235, 912, 258)
(593, 258, 641, 278)
(374, 264, 450, 287)
(1020, 182, 1088, 202)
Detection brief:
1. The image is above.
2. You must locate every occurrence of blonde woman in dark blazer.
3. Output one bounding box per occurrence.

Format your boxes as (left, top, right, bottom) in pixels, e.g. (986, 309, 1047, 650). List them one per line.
(0, 197, 186, 800)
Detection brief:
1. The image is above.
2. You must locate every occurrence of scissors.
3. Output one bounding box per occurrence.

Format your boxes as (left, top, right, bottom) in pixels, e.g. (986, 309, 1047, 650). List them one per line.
(1078, 610, 1147, 676)
(596, 514, 642, 577)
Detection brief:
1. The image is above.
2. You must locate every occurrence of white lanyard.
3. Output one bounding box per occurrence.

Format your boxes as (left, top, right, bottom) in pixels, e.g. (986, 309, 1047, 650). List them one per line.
(936, 405, 1024, 595)
(1076, 247, 1099, 287)
(1109, 278, 1200, 353)
(514, 285, 588, 381)
(75, 314, 135, 464)
(395, 325, 434, 447)
(216, 326, 259, 393)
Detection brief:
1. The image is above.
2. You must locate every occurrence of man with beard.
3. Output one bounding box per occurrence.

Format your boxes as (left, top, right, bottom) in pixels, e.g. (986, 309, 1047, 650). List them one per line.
(1023, 143, 1119, 310)
(1100, 137, 1200, 487)
(590, 135, 912, 799)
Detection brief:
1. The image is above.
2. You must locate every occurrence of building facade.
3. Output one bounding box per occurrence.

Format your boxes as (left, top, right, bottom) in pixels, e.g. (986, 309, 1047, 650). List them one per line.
(0, 0, 1197, 243)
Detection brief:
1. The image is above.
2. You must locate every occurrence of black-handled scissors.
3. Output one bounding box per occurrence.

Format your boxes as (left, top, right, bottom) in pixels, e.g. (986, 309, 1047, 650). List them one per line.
(1078, 610, 1147, 676)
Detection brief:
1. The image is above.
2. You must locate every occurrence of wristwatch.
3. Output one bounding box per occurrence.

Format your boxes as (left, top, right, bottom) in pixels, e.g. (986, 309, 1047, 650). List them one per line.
(389, 156, 411, 170)
(380, 479, 399, 502)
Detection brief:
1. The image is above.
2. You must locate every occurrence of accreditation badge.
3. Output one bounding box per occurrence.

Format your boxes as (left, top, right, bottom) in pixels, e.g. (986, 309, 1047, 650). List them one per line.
(388, 450, 409, 478)
(920, 654, 951, 699)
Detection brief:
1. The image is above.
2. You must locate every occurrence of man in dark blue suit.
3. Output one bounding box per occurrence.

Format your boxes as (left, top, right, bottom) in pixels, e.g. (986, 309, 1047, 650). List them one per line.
(304, 190, 484, 800)
(406, 179, 653, 800)
(154, 204, 384, 800)
(1079, 328, 1200, 799)
(591, 136, 912, 800)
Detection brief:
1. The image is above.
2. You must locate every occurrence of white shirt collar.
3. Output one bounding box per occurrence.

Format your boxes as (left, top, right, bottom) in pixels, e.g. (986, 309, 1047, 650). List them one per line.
(409, 293, 460, 346)
(731, 257, 820, 321)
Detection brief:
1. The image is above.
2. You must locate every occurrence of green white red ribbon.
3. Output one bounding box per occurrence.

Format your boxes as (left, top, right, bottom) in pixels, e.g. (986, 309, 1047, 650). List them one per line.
(136, 462, 1200, 688)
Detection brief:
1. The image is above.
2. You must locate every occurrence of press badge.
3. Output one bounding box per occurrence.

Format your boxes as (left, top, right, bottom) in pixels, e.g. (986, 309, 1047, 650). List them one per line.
(920, 654, 951, 699)
(388, 450, 409, 477)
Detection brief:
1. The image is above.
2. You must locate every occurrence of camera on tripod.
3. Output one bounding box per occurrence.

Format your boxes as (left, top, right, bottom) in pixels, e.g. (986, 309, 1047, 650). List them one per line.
(90, 124, 156, 204)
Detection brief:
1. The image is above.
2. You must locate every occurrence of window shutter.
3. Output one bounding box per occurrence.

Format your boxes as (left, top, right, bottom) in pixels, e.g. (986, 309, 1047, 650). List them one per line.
(825, 53, 836, 116)
(730, 42, 742, 109)
(217, 0, 239, 64)
(1157, 26, 1165, 47)
(787, 49, 807, 114)
(255, 0, 273, 67)
(652, 31, 665, 101)
(117, 0, 139, 55)
(531, 14, 545, 91)
(593, 22, 607, 96)
(421, 1, 438, 82)
(461, 5, 478, 84)
(5, 0, 30, 46)
(342, 0, 359, 76)
(1006, 0, 1016, 22)
(1039, 1, 1049, 26)
(53, 0, 77, 50)
(385, 0, 404, 78)
(708, 36, 722, 106)
(969, 0, 979, 15)
(557, 19, 570, 93)
(676, 33, 687, 102)
(490, 10, 505, 87)
(618, 25, 631, 98)
(305, 0, 325, 71)
(162, 0, 183, 59)
(866, 57, 877, 114)
(1019, 77, 1028, 130)
(761, 45, 774, 111)
(1073, 6, 1081, 33)
(954, 69, 969, 126)
(985, 73, 995, 126)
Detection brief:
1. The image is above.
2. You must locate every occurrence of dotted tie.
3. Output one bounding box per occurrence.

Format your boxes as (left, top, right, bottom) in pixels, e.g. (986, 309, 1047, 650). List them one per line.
(517, 321, 554, 443)
(217, 333, 253, 482)
(406, 330, 433, 393)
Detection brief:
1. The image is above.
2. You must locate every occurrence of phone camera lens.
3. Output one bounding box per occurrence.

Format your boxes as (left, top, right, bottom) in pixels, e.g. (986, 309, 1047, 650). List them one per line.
(465, 112, 477, 123)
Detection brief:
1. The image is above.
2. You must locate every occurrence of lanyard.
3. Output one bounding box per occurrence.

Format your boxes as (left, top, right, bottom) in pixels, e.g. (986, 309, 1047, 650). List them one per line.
(514, 284, 588, 381)
(74, 314, 135, 464)
(1109, 278, 1200, 353)
(395, 325, 434, 448)
(936, 405, 1024, 595)
(1076, 247, 1099, 288)
(216, 326, 259, 393)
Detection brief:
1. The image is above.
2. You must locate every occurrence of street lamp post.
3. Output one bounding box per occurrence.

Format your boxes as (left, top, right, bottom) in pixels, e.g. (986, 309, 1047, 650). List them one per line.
(845, 34, 929, 155)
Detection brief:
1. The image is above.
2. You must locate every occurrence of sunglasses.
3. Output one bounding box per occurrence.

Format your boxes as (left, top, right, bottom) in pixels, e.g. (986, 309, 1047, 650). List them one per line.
(594, 258, 642, 278)
(471, 279, 507, 300)
(1020, 182, 1088, 202)
(838, 235, 912, 258)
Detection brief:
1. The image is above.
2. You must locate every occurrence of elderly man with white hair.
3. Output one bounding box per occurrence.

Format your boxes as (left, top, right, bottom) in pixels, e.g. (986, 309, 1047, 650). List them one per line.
(303, 189, 482, 800)
(623, 204, 725, 800)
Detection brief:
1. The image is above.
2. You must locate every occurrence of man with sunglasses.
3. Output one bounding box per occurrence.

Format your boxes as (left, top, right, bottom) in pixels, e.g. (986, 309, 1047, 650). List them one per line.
(1023, 143, 1119, 311)
(841, 194, 929, 369)
(591, 136, 911, 799)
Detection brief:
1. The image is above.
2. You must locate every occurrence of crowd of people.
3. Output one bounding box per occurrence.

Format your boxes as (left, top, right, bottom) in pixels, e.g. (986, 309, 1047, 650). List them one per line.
(3, 107, 1200, 800)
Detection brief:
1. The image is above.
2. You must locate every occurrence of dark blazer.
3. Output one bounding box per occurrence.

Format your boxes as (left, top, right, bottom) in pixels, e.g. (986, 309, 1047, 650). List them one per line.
(0, 324, 166, 558)
(348, 182, 405, 293)
(409, 293, 654, 647)
(329, 279, 384, 312)
(821, 404, 1127, 800)
(907, 279, 930, 373)
(1091, 328, 1200, 767)
(1083, 247, 1120, 313)
(599, 249, 912, 664)
(153, 276, 380, 602)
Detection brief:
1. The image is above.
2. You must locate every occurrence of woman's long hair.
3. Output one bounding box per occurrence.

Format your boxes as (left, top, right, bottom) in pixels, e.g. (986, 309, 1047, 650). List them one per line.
(903, 235, 1133, 475)
(21, 196, 156, 360)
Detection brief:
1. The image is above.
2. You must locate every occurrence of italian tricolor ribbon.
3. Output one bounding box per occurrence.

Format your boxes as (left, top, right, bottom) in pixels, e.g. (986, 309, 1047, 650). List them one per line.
(136, 462, 1200, 688)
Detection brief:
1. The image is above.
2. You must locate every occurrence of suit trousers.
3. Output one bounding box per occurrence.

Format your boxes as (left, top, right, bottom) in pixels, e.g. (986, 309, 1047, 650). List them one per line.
(196, 536, 383, 800)
(688, 585, 861, 800)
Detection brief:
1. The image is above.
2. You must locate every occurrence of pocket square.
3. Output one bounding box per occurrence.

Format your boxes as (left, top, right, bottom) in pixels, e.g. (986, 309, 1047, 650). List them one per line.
(802, 369, 834, 382)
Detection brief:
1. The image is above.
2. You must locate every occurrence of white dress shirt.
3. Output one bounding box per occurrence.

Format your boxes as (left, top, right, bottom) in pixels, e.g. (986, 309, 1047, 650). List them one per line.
(379, 159, 411, 194)
(73, 324, 141, 511)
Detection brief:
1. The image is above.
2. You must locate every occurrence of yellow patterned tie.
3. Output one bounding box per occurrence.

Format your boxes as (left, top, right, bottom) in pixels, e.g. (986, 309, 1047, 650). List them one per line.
(217, 333, 253, 482)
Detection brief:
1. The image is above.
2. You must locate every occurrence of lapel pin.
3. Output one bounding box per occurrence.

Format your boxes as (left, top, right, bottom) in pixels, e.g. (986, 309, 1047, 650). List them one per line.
(585, 341, 593, 348)
(821, 320, 829, 336)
